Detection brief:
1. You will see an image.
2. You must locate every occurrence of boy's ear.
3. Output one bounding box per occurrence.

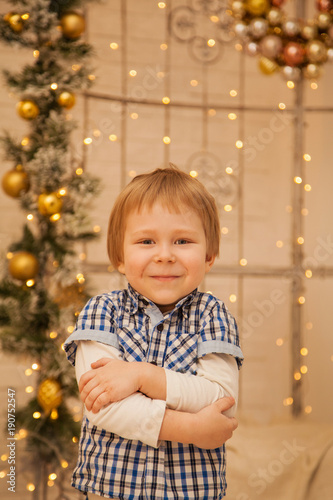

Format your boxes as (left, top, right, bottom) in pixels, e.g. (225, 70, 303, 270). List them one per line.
(117, 262, 125, 274)
(205, 254, 216, 273)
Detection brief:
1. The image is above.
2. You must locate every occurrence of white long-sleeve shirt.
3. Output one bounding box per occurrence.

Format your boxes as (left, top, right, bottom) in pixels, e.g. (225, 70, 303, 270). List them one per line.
(75, 340, 238, 448)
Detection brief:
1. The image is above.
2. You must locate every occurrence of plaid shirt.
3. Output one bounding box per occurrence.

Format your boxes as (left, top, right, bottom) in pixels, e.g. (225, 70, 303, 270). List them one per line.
(65, 284, 243, 500)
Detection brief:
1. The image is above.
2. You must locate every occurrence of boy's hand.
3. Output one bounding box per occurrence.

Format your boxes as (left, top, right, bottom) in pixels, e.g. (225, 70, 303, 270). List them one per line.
(192, 397, 238, 449)
(79, 358, 140, 413)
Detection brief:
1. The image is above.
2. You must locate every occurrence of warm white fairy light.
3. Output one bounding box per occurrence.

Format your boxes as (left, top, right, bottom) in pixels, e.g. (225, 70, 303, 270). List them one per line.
(163, 136, 171, 144)
(25, 368, 33, 376)
(67, 325, 74, 334)
(303, 153, 311, 162)
(33, 50, 39, 58)
(294, 176, 302, 184)
(50, 83, 58, 90)
(21, 137, 29, 146)
(207, 39, 216, 47)
(298, 296, 305, 304)
(221, 227, 229, 235)
(160, 43, 168, 50)
(229, 294, 237, 303)
(189, 171, 198, 178)
(310, 82, 318, 90)
(294, 372, 301, 381)
(304, 405, 312, 414)
(50, 213, 61, 222)
(278, 102, 286, 110)
(50, 331, 58, 339)
(210, 15, 219, 22)
(276, 240, 284, 248)
(208, 108, 216, 116)
(276, 338, 284, 346)
(304, 184, 312, 191)
(93, 225, 101, 233)
(300, 347, 308, 356)
(228, 113, 237, 120)
(235, 140, 243, 149)
(301, 208, 309, 215)
(162, 96, 170, 104)
(240, 258, 247, 266)
(230, 89, 238, 97)
(224, 204, 232, 212)
(109, 134, 118, 141)
(27, 214, 33, 220)
(27, 483, 35, 492)
(110, 42, 119, 50)
(76, 167, 83, 175)
(129, 69, 137, 77)
(32, 363, 39, 370)
(297, 236, 304, 244)
(25, 386, 34, 394)
(225, 166, 233, 174)
(300, 365, 308, 374)
(83, 137, 92, 145)
(26, 279, 35, 287)
(190, 79, 198, 87)
(33, 412, 41, 419)
(158, 2, 166, 8)
(283, 397, 293, 406)
(287, 81, 295, 89)
(305, 269, 312, 278)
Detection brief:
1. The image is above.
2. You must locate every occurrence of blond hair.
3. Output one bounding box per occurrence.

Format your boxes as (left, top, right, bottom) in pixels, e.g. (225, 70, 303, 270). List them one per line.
(107, 165, 220, 268)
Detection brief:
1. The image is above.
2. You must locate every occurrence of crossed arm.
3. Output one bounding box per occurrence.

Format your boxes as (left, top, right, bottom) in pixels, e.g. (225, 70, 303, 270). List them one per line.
(76, 341, 238, 449)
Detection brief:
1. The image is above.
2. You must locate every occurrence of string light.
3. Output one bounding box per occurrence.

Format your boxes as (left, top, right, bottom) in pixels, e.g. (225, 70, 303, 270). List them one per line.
(229, 294, 237, 303)
(190, 79, 198, 86)
(27, 483, 35, 492)
(225, 166, 233, 174)
(300, 365, 308, 374)
(189, 171, 198, 178)
(298, 296, 305, 304)
(287, 81, 295, 89)
(26, 279, 35, 287)
(33, 50, 39, 58)
(224, 204, 232, 212)
(228, 113, 237, 120)
(240, 258, 248, 266)
(304, 184, 312, 191)
(294, 176, 302, 184)
(27, 214, 33, 220)
(304, 405, 312, 414)
(301, 208, 309, 215)
(162, 96, 170, 104)
(283, 397, 293, 406)
(109, 134, 118, 141)
(235, 140, 243, 149)
(221, 227, 229, 235)
(163, 136, 171, 144)
(310, 82, 318, 90)
(160, 43, 168, 50)
(276, 240, 284, 248)
(305, 269, 312, 278)
(76, 167, 83, 175)
(303, 153, 311, 162)
(207, 39, 216, 47)
(276, 338, 284, 346)
(300, 347, 308, 356)
(210, 15, 219, 22)
(208, 108, 216, 116)
(67, 325, 74, 334)
(50, 83, 58, 90)
(32, 363, 39, 370)
(93, 225, 101, 233)
(129, 69, 137, 77)
(50, 331, 58, 339)
(230, 89, 238, 97)
(110, 42, 119, 50)
(278, 102, 286, 110)
(294, 372, 301, 380)
(297, 236, 304, 244)
(21, 137, 29, 146)
(25, 386, 34, 393)
(50, 213, 61, 222)
(158, 2, 166, 8)
(83, 137, 92, 145)
(33, 412, 41, 419)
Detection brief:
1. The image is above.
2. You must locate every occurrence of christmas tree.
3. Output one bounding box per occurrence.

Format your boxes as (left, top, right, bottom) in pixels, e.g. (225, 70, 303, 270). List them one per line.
(0, 1, 100, 498)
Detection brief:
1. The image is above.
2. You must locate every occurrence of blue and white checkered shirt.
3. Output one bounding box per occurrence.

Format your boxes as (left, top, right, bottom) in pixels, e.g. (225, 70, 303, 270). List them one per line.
(65, 284, 243, 499)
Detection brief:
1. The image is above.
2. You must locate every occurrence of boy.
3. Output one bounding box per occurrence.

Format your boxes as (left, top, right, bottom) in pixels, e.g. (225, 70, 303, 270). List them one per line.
(64, 166, 243, 499)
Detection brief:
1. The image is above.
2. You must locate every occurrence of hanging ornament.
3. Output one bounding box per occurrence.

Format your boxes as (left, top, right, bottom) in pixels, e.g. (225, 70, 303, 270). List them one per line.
(3, 12, 25, 33)
(38, 192, 63, 216)
(17, 100, 39, 120)
(57, 91, 76, 109)
(8, 251, 39, 281)
(2, 165, 29, 198)
(259, 56, 279, 74)
(229, 0, 333, 79)
(60, 12, 85, 39)
(37, 378, 62, 414)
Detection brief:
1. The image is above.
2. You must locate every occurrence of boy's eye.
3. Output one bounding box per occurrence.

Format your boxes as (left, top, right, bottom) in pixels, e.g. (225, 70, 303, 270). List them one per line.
(175, 239, 189, 245)
(141, 239, 154, 245)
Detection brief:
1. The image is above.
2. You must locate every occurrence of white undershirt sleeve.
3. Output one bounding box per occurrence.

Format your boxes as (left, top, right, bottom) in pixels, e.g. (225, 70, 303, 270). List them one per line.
(75, 341, 166, 448)
(165, 353, 239, 417)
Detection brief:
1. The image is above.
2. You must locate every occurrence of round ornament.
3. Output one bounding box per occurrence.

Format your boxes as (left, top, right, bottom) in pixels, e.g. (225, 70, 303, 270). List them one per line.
(2, 165, 29, 198)
(37, 378, 62, 414)
(8, 251, 39, 281)
(229, 0, 333, 79)
(57, 91, 76, 109)
(38, 192, 63, 216)
(17, 100, 39, 120)
(245, 0, 270, 16)
(4, 12, 24, 32)
(60, 12, 85, 39)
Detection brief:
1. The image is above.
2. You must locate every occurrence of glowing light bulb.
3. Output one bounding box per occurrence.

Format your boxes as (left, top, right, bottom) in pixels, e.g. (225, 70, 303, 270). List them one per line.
(163, 136, 171, 144)
(110, 42, 119, 50)
(229, 294, 237, 303)
(162, 96, 170, 104)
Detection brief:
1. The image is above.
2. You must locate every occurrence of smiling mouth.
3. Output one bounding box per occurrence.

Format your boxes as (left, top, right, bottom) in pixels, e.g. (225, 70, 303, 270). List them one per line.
(151, 276, 179, 281)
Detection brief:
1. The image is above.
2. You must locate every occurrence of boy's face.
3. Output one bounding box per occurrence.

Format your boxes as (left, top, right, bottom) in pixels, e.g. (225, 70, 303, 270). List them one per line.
(117, 202, 215, 313)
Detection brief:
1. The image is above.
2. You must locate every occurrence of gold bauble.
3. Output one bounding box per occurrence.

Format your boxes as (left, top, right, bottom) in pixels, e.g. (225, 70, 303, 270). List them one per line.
(259, 56, 279, 75)
(38, 192, 63, 216)
(37, 378, 62, 414)
(17, 100, 39, 120)
(60, 12, 85, 39)
(245, 0, 270, 16)
(306, 40, 327, 63)
(8, 251, 39, 281)
(57, 91, 76, 109)
(2, 165, 29, 198)
(4, 12, 24, 32)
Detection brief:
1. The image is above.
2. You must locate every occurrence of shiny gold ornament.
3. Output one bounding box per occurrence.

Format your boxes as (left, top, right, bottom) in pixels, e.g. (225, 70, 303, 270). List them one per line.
(4, 12, 24, 32)
(8, 251, 39, 281)
(303, 63, 322, 79)
(17, 100, 39, 120)
(317, 12, 332, 30)
(37, 378, 62, 414)
(60, 12, 85, 39)
(2, 165, 29, 198)
(245, 0, 269, 16)
(259, 56, 279, 74)
(306, 40, 327, 63)
(57, 91, 76, 109)
(38, 192, 63, 216)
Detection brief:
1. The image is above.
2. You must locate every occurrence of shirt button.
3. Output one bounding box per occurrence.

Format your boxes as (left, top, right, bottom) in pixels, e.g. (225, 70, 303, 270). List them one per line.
(156, 323, 164, 332)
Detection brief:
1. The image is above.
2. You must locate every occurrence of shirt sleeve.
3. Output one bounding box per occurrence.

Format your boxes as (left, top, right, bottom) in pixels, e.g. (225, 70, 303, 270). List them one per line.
(165, 353, 239, 417)
(75, 340, 166, 448)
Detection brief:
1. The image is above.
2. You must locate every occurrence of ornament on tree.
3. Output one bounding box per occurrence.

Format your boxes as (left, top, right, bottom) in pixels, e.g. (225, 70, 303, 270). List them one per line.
(8, 251, 39, 281)
(60, 12, 85, 39)
(57, 91, 76, 109)
(37, 378, 62, 414)
(229, 0, 333, 79)
(17, 100, 39, 120)
(3, 12, 25, 33)
(2, 165, 29, 198)
(38, 192, 63, 216)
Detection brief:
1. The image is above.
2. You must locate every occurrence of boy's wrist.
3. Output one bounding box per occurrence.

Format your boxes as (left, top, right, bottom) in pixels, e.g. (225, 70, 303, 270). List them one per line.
(138, 362, 167, 401)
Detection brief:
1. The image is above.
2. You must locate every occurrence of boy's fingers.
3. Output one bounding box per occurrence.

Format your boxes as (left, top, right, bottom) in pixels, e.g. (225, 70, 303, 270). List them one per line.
(91, 357, 112, 369)
(214, 396, 235, 412)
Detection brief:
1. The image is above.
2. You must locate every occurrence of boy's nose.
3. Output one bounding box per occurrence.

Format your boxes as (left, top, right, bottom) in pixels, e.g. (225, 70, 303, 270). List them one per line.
(153, 244, 176, 263)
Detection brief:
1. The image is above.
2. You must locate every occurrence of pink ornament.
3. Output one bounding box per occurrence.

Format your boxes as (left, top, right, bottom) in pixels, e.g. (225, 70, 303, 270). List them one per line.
(316, 0, 333, 12)
(271, 0, 287, 6)
(283, 42, 305, 67)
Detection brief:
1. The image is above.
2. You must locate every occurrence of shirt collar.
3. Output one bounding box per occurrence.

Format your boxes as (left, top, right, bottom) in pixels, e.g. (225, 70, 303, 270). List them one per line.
(126, 283, 197, 316)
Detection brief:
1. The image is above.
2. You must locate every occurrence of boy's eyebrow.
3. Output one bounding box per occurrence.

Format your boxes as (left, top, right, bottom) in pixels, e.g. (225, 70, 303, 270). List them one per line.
(131, 228, 200, 236)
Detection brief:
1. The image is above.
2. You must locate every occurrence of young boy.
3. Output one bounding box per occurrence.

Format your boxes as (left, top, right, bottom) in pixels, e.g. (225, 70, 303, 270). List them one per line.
(64, 166, 243, 500)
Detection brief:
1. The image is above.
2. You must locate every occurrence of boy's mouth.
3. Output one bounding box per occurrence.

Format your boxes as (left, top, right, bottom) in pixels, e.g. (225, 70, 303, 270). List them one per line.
(151, 275, 179, 281)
